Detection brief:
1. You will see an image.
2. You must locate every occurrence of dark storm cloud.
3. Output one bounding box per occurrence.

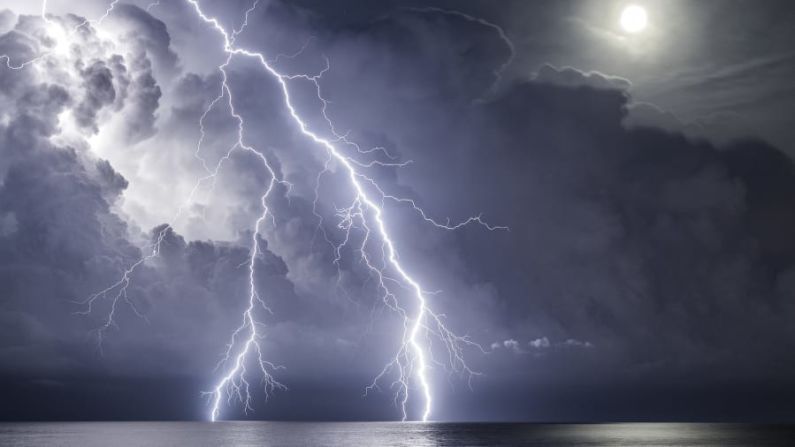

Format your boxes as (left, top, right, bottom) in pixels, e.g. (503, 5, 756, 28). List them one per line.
(246, 1, 795, 418)
(0, 7, 296, 383)
(0, 67, 138, 375)
(119, 51, 162, 143)
(0, 13, 40, 66)
(74, 60, 117, 132)
(199, 0, 795, 419)
(107, 3, 179, 75)
(466, 75, 793, 359)
(533, 63, 631, 91)
(104, 5, 170, 143)
(1, 0, 795, 422)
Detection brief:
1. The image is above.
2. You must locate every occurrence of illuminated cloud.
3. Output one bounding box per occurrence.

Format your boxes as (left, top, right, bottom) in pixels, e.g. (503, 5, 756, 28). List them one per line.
(1, 0, 795, 423)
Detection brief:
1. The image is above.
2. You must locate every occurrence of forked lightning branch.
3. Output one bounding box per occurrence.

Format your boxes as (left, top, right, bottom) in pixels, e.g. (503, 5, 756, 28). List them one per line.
(2, 0, 507, 422)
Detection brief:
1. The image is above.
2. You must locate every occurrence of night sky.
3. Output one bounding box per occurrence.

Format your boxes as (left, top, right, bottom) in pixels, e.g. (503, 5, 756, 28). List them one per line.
(1, 0, 795, 422)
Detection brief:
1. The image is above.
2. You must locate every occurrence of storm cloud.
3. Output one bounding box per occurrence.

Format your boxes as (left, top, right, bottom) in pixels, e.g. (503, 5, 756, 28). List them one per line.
(1, 0, 794, 422)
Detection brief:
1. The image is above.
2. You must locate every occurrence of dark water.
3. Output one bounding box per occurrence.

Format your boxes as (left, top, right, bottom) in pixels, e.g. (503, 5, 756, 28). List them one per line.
(1, 422, 794, 446)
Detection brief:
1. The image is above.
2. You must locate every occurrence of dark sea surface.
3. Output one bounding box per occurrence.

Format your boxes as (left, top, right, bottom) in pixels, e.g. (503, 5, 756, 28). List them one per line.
(1, 422, 794, 446)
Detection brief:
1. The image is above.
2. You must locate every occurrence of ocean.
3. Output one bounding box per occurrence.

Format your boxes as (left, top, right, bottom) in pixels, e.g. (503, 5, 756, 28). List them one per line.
(1, 422, 794, 446)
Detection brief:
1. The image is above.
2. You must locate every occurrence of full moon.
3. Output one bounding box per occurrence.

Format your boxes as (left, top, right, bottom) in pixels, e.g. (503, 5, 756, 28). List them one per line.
(620, 4, 648, 33)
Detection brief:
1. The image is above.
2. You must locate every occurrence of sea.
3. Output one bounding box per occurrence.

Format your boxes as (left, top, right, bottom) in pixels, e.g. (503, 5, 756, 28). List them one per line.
(1, 422, 794, 446)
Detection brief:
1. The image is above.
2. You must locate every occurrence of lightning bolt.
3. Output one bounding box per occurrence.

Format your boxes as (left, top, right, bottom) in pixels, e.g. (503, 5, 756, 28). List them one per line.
(182, 0, 506, 422)
(83, 0, 292, 418)
(6, 0, 508, 422)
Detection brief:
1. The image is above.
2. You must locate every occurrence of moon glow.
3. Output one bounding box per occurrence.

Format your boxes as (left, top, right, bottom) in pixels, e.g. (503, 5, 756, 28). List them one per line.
(620, 4, 648, 33)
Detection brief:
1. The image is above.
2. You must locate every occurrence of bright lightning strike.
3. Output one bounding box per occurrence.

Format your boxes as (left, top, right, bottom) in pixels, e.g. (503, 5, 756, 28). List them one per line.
(182, 0, 506, 422)
(84, 0, 292, 419)
(9, 0, 509, 423)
